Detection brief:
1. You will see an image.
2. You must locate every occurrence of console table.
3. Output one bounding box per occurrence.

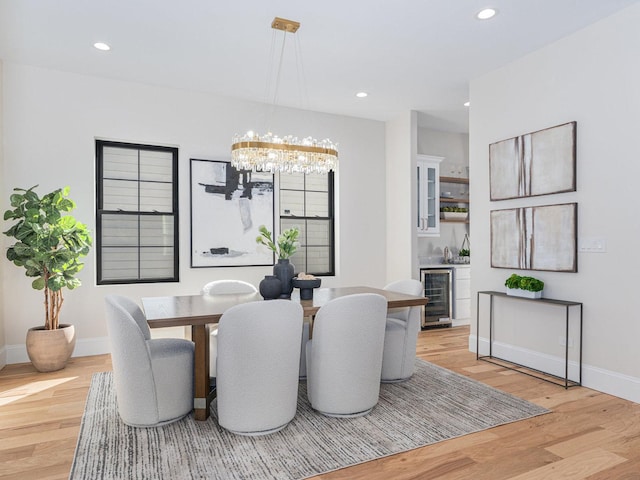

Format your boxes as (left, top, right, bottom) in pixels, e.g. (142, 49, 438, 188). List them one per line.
(476, 290, 583, 388)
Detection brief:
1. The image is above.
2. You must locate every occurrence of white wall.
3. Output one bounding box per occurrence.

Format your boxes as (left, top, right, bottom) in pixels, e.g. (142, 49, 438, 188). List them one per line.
(0, 60, 5, 368)
(0, 63, 386, 363)
(385, 111, 417, 282)
(469, 4, 640, 402)
(417, 128, 470, 263)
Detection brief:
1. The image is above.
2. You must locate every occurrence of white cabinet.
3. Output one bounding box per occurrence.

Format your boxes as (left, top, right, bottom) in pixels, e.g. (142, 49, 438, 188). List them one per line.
(453, 266, 471, 324)
(417, 154, 443, 236)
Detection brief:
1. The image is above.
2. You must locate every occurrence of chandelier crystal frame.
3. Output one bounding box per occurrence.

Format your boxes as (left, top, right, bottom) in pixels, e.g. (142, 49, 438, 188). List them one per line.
(230, 17, 338, 175)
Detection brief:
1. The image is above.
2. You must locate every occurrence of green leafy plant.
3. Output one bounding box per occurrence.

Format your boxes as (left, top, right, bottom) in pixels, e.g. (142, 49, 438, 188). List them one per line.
(256, 225, 299, 260)
(440, 206, 468, 212)
(459, 248, 470, 257)
(3, 186, 92, 330)
(504, 274, 544, 292)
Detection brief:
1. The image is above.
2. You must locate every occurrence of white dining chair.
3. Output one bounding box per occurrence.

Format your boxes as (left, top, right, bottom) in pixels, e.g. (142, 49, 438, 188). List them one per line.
(201, 280, 258, 378)
(381, 279, 424, 383)
(215, 300, 303, 435)
(104, 295, 194, 427)
(298, 319, 311, 379)
(305, 293, 387, 417)
(201, 280, 258, 296)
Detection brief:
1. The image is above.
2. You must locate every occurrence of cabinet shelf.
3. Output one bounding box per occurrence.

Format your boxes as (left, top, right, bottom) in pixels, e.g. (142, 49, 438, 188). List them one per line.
(440, 176, 469, 184)
(441, 218, 470, 224)
(440, 176, 470, 226)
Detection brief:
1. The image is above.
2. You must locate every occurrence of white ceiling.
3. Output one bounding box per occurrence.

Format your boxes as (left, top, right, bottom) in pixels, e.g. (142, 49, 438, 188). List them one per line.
(0, 0, 637, 133)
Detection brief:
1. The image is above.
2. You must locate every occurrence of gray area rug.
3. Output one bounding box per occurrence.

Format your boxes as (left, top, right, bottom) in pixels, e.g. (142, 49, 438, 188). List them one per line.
(70, 359, 549, 479)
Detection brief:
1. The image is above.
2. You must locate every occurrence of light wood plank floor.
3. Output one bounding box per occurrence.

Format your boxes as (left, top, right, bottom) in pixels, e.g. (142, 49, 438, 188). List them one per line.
(1, 326, 639, 480)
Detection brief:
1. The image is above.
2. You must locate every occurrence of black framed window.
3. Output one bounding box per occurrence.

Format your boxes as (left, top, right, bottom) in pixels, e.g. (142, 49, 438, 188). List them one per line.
(96, 140, 179, 284)
(279, 172, 334, 276)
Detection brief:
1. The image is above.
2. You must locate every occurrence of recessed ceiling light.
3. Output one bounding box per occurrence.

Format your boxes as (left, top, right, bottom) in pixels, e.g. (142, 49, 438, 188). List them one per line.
(356, 92, 368, 98)
(476, 8, 497, 20)
(93, 42, 111, 51)
(464, 101, 470, 107)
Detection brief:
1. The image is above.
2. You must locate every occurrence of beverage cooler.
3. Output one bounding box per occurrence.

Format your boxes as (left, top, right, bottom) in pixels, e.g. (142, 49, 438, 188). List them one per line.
(419, 268, 453, 329)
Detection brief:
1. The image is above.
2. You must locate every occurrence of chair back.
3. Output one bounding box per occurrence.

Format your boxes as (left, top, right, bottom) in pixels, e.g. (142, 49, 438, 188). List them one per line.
(384, 279, 423, 322)
(201, 280, 257, 296)
(108, 294, 151, 340)
(307, 293, 387, 416)
(104, 295, 159, 425)
(216, 300, 303, 434)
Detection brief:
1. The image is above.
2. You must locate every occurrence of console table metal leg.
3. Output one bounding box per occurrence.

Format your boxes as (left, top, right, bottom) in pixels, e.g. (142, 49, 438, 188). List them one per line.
(489, 294, 494, 357)
(579, 305, 583, 385)
(476, 293, 480, 360)
(565, 306, 570, 388)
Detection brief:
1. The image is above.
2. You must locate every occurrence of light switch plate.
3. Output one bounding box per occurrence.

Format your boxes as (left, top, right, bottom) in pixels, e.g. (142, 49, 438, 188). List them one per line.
(578, 237, 607, 253)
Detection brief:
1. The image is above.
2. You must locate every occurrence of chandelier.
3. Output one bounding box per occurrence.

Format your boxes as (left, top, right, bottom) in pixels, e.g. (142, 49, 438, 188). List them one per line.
(231, 17, 338, 174)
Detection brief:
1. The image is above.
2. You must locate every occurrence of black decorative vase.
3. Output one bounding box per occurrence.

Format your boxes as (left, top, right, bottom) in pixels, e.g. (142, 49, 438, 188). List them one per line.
(259, 275, 282, 300)
(273, 258, 295, 299)
(292, 278, 322, 300)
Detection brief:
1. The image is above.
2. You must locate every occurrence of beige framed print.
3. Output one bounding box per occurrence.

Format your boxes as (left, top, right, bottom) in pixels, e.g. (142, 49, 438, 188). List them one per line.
(491, 202, 577, 272)
(489, 121, 576, 201)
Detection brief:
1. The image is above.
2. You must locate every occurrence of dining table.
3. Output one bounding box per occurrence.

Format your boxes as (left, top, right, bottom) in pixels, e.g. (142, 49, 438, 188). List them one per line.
(142, 286, 429, 421)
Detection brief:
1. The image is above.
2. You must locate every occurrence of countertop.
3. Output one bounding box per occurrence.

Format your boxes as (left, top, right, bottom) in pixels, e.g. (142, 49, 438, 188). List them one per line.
(420, 263, 471, 269)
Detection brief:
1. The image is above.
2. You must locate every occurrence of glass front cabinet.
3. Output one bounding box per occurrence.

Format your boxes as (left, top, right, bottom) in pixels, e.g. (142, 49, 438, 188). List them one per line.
(416, 154, 444, 236)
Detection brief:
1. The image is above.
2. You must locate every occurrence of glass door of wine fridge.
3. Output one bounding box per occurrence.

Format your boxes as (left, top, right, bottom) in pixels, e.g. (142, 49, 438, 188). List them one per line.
(420, 268, 453, 329)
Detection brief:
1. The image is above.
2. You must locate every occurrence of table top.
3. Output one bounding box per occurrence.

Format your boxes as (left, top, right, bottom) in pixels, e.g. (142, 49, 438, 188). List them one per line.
(477, 290, 582, 307)
(143, 286, 429, 328)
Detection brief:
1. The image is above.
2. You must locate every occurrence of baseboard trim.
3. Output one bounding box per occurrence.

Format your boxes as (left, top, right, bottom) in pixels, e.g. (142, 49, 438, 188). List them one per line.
(5, 336, 111, 365)
(0, 345, 6, 370)
(469, 334, 640, 404)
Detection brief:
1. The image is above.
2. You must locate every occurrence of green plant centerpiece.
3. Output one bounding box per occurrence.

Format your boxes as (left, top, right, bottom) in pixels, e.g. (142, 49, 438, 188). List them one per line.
(505, 274, 544, 299)
(256, 225, 299, 259)
(256, 225, 299, 298)
(3, 185, 92, 371)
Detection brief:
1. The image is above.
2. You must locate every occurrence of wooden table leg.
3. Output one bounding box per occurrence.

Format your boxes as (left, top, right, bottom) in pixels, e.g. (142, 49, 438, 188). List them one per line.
(192, 324, 210, 421)
(308, 315, 315, 339)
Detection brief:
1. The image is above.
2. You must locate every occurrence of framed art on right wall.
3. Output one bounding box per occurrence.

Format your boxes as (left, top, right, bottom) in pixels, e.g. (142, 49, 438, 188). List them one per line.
(491, 202, 578, 272)
(489, 121, 576, 201)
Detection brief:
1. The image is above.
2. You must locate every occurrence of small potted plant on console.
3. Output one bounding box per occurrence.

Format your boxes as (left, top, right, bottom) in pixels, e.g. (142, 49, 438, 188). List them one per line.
(505, 274, 544, 299)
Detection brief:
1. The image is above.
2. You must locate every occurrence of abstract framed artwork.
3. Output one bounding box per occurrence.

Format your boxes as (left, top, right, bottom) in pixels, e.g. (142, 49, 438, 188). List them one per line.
(491, 202, 577, 272)
(489, 121, 576, 201)
(190, 159, 274, 267)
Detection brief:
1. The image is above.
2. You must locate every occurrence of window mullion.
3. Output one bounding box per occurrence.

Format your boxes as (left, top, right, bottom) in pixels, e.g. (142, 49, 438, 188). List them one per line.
(137, 149, 142, 281)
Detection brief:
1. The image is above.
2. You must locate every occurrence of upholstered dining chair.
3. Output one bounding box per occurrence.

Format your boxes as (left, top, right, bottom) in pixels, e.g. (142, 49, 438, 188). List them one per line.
(201, 279, 258, 296)
(201, 280, 258, 378)
(215, 299, 303, 435)
(298, 319, 311, 379)
(104, 295, 194, 427)
(305, 293, 387, 417)
(381, 279, 424, 383)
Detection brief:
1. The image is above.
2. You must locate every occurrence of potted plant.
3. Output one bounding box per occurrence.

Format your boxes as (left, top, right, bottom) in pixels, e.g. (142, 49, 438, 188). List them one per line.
(440, 206, 469, 220)
(3, 185, 92, 372)
(256, 225, 299, 298)
(505, 274, 544, 299)
(456, 233, 470, 263)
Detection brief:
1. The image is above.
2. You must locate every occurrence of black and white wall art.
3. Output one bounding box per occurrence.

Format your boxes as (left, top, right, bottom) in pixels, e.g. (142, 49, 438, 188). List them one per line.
(489, 121, 576, 201)
(490, 202, 577, 272)
(190, 159, 274, 267)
